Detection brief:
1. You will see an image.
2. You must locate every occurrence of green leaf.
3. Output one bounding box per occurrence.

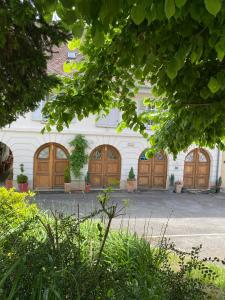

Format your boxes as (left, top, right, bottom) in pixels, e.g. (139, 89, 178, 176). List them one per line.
(216, 72, 225, 90)
(60, 0, 74, 8)
(131, 4, 146, 25)
(175, 46, 186, 70)
(204, 0, 221, 16)
(175, 0, 187, 8)
(93, 28, 105, 47)
(164, 0, 176, 19)
(56, 123, 63, 131)
(166, 59, 177, 79)
(200, 87, 210, 99)
(68, 39, 80, 50)
(215, 37, 225, 61)
(72, 22, 84, 38)
(63, 62, 72, 73)
(208, 77, 220, 93)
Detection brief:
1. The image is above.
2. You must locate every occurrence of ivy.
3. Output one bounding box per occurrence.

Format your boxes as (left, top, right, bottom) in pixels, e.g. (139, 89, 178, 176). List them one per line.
(69, 135, 89, 178)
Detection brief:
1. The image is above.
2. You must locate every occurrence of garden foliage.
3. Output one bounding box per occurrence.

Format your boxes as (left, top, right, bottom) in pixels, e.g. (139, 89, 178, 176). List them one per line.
(0, 187, 37, 234)
(0, 188, 223, 299)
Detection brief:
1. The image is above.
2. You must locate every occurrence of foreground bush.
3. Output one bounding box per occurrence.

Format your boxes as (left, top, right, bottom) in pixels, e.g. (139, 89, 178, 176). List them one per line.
(0, 189, 223, 299)
(0, 187, 37, 233)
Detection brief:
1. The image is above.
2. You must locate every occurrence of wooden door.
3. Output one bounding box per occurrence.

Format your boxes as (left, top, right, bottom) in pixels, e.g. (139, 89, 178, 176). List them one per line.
(34, 143, 69, 189)
(89, 145, 121, 188)
(138, 151, 167, 188)
(183, 148, 210, 189)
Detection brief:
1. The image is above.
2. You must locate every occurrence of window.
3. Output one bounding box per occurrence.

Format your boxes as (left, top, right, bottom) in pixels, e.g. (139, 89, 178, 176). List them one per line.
(185, 152, 194, 162)
(38, 147, 49, 159)
(107, 149, 117, 160)
(155, 152, 165, 161)
(199, 152, 207, 162)
(140, 151, 147, 160)
(67, 51, 77, 59)
(32, 100, 47, 122)
(56, 147, 67, 159)
(96, 108, 120, 128)
(91, 150, 102, 160)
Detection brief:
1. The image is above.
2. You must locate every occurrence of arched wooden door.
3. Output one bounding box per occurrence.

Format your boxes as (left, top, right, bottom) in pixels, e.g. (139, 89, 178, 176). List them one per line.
(34, 143, 69, 189)
(183, 148, 210, 189)
(89, 145, 121, 188)
(138, 151, 167, 189)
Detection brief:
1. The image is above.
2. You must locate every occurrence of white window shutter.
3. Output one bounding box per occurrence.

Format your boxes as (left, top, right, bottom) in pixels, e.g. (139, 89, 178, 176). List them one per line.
(96, 108, 120, 127)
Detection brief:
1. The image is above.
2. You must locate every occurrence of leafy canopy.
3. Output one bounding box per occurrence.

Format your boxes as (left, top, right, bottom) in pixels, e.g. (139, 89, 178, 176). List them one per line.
(40, 0, 225, 155)
(0, 0, 68, 127)
(2, 0, 225, 155)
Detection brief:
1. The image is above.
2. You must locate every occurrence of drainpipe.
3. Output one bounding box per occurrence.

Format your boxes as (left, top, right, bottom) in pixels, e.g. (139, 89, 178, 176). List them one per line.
(216, 147, 221, 185)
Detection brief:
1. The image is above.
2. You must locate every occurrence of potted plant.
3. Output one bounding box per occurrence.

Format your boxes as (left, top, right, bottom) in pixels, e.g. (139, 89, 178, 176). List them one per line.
(169, 174, 175, 192)
(175, 180, 183, 193)
(85, 172, 91, 193)
(215, 176, 222, 193)
(5, 170, 13, 189)
(126, 167, 137, 192)
(64, 166, 71, 193)
(17, 164, 28, 192)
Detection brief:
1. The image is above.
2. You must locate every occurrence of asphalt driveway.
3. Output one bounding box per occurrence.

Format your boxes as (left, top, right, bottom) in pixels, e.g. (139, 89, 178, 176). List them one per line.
(34, 190, 225, 259)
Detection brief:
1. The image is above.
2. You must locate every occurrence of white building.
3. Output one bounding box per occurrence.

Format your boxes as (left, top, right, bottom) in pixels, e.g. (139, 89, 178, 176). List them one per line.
(0, 46, 221, 191)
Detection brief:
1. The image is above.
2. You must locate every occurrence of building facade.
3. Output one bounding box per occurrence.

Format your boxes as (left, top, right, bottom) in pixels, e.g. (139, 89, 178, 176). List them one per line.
(0, 46, 221, 191)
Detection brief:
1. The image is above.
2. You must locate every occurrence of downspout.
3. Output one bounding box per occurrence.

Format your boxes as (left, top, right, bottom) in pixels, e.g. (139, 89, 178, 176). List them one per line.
(216, 147, 220, 185)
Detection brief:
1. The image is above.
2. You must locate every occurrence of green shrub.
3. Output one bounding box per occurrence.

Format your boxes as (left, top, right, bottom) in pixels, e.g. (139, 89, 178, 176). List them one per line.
(17, 163, 28, 184)
(0, 189, 223, 300)
(128, 167, 135, 180)
(64, 166, 71, 183)
(0, 187, 37, 233)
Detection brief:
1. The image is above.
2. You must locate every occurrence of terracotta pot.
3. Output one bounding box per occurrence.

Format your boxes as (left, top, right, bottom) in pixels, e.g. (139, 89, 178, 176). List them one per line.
(5, 179, 13, 189)
(85, 184, 91, 193)
(175, 183, 183, 193)
(18, 183, 28, 193)
(64, 182, 71, 193)
(127, 180, 137, 192)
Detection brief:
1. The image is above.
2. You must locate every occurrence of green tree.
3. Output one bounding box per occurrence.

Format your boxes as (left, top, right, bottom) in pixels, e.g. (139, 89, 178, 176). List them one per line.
(0, 0, 68, 127)
(3, 1, 225, 156)
(40, 0, 225, 155)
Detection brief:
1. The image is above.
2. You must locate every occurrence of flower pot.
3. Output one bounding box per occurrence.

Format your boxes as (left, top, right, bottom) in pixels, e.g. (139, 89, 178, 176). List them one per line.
(5, 179, 13, 189)
(85, 184, 91, 193)
(175, 183, 183, 193)
(18, 183, 28, 193)
(127, 180, 137, 192)
(64, 182, 71, 193)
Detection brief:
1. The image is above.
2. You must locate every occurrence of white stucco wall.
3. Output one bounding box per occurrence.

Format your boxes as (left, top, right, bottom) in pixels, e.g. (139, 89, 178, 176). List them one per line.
(0, 127, 220, 190)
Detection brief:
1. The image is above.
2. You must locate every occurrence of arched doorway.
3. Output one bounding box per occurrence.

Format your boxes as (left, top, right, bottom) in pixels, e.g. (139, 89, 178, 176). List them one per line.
(183, 148, 210, 189)
(89, 145, 121, 188)
(34, 143, 69, 189)
(0, 142, 13, 183)
(138, 150, 167, 189)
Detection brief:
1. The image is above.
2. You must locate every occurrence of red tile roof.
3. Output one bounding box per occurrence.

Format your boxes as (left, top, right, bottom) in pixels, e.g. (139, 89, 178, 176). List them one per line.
(47, 44, 82, 75)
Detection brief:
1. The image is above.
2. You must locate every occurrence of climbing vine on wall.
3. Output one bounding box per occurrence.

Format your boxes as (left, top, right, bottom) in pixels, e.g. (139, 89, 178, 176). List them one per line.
(69, 135, 89, 178)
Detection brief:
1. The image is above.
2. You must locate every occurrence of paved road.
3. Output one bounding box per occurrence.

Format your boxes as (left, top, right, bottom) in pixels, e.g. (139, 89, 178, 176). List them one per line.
(34, 190, 225, 259)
